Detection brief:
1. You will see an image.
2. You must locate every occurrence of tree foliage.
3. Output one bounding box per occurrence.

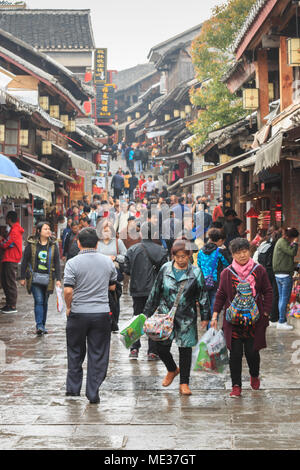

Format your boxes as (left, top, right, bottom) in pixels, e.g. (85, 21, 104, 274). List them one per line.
(189, 0, 257, 148)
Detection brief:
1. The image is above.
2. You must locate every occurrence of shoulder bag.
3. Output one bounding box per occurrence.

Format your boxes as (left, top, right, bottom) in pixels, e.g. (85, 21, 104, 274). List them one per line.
(143, 280, 187, 341)
(31, 244, 53, 286)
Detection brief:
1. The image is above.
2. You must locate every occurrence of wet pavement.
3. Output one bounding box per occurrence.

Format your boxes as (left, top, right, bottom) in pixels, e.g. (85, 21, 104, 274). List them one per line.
(0, 286, 300, 450)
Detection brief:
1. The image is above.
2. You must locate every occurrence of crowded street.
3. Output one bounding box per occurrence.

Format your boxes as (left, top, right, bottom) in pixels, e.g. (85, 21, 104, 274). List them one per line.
(1, 0, 300, 453)
(0, 288, 299, 450)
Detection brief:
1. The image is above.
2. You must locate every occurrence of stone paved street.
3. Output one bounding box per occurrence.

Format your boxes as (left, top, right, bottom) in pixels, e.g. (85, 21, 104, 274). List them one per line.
(0, 286, 299, 450)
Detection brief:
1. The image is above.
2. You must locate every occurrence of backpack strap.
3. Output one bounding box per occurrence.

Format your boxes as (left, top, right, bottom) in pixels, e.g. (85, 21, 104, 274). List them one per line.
(227, 263, 259, 283)
(210, 248, 219, 275)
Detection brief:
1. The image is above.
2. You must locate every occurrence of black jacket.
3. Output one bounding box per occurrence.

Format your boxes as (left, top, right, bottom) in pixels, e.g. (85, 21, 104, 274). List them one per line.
(124, 240, 168, 297)
(63, 231, 80, 260)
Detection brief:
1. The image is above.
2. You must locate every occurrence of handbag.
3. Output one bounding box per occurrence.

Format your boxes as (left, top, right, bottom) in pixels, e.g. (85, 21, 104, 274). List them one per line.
(143, 280, 187, 342)
(31, 245, 52, 286)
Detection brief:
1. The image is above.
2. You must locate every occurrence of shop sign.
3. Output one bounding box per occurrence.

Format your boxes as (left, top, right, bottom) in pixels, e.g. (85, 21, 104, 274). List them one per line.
(96, 84, 115, 122)
(223, 173, 233, 209)
(94, 48, 107, 84)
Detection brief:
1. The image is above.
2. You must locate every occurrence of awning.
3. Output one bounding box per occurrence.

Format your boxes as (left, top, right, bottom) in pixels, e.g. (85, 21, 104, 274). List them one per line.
(0, 174, 29, 199)
(146, 130, 169, 139)
(18, 154, 74, 182)
(20, 170, 55, 193)
(24, 178, 52, 202)
(181, 148, 257, 187)
(181, 135, 195, 146)
(52, 144, 96, 174)
(254, 133, 283, 175)
(156, 151, 190, 163)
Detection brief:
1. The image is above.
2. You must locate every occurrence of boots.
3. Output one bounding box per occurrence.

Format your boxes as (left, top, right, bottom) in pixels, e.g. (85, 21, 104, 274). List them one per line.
(179, 384, 192, 395)
(162, 367, 180, 387)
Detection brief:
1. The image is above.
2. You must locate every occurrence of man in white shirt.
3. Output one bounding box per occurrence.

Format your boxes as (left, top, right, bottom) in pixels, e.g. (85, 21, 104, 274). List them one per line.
(141, 175, 156, 199)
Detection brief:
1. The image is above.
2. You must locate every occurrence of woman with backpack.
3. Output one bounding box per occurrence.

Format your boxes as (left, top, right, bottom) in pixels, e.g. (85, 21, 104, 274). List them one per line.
(211, 238, 272, 398)
(197, 228, 230, 316)
(20, 221, 61, 335)
(143, 239, 211, 395)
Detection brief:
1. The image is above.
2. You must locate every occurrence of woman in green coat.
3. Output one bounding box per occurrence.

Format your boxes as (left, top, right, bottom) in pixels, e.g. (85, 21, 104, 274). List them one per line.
(143, 239, 211, 395)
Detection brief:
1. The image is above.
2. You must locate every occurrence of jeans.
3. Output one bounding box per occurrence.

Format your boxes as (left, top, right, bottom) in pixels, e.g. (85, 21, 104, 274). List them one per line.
(135, 160, 142, 173)
(31, 284, 50, 330)
(208, 288, 217, 317)
(275, 275, 293, 324)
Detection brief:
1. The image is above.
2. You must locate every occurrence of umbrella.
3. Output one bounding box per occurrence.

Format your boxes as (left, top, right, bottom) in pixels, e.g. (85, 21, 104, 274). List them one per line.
(0, 154, 22, 179)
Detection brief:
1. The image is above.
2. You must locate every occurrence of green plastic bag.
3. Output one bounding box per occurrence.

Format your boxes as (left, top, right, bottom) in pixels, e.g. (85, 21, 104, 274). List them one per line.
(120, 314, 146, 349)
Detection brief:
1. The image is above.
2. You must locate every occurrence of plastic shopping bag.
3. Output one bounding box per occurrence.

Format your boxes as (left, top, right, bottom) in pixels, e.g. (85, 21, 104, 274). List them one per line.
(192, 328, 228, 373)
(56, 286, 66, 317)
(120, 314, 146, 349)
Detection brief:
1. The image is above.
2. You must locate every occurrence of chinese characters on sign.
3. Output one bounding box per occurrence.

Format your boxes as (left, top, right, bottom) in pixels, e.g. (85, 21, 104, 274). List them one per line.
(223, 173, 233, 209)
(94, 48, 107, 84)
(96, 84, 115, 123)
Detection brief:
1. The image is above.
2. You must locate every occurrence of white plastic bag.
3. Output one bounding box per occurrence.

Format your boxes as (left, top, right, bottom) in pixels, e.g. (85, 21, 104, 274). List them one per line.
(56, 286, 66, 317)
(192, 329, 228, 373)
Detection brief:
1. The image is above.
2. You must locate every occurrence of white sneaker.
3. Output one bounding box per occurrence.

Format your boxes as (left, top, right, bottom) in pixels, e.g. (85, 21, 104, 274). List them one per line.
(276, 322, 294, 330)
(269, 321, 278, 327)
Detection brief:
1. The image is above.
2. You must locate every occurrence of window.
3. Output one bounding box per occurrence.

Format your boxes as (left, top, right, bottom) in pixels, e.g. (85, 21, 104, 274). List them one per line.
(0, 120, 19, 156)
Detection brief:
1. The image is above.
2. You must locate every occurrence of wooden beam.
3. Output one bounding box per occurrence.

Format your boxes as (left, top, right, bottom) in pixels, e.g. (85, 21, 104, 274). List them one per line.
(255, 49, 270, 128)
(279, 36, 293, 111)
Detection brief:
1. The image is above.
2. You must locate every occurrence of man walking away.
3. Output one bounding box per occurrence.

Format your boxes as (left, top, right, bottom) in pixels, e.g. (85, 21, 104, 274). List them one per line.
(62, 221, 80, 261)
(111, 169, 124, 200)
(0, 211, 24, 314)
(124, 222, 168, 360)
(64, 228, 117, 404)
(134, 146, 143, 174)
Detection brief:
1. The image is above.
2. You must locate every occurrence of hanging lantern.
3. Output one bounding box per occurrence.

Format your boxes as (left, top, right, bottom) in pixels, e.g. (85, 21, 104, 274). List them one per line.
(60, 115, 69, 127)
(268, 83, 275, 101)
(94, 151, 102, 164)
(0, 124, 5, 142)
(19, 129, 29, 146)
(135, 112, 140, 119)
(287, 38, 300, 66)
(174, 109, 180, 118)
(42, 141, 52, 155)
(50, 105, 60, 118)
(127, 116, 132, 122)
(220, 154, 231, 164)
(148, 104, 152, 110)
(246, 207, 259, 218)
(84, 101, 92, 115)
(243, 89, 259, 110)
(84, 71, 93, 82)
(39, 96, 49, 110)
(185, 105, 192, 114)
(67, 120, 76, 132)
(165, 114, 170, 121)
(180, 111, 186, 119)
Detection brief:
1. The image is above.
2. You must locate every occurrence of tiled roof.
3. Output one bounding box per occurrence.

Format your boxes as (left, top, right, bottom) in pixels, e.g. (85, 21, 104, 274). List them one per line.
(232, 0, 270, 53)
(114, 64, 157, 92)
(0, 9, 95, 50)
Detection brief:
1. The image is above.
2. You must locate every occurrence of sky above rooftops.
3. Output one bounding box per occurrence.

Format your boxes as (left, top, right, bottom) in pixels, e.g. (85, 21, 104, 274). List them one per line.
(25, 0, 224, 70)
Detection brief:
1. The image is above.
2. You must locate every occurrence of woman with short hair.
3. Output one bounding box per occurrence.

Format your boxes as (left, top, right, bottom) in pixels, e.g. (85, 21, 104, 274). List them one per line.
(20, 221, 61, 335)
(143, 239, 210, 395)
(211, 238, 272, 398)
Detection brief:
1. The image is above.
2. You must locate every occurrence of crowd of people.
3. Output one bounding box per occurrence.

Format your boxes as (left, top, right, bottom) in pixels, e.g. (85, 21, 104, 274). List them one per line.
(0, 167, 299, 403)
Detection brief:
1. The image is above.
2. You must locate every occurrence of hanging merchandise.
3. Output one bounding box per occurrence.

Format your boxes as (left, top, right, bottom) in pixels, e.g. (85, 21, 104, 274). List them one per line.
(258, 211, 271, 229)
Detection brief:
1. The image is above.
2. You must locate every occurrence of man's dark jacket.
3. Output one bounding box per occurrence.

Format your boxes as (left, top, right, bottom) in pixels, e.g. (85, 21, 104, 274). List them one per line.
(124, 240, 168, 297)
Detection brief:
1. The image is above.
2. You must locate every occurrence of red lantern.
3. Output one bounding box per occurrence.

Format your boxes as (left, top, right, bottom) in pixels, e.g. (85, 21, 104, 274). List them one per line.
(246, 207, 259, 218)
(94, 152, 101, 164)
(84, 101, 92, 115)
(84, 72, 93, 83)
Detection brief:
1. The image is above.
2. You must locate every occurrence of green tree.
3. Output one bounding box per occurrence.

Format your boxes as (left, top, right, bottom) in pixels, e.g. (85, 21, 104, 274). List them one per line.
(190, 0, 257, 148)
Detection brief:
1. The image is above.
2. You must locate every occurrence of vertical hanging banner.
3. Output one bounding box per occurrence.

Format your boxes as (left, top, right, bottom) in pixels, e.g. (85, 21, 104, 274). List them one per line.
(94, 48, 107, 84)
(223, 173, 233, 209)
(95, 84, 115, 123)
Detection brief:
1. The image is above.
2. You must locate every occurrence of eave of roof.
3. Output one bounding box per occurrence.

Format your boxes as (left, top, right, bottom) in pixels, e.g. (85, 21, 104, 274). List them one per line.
(0, 46, 85, 115)
(0, 27, 91, 101)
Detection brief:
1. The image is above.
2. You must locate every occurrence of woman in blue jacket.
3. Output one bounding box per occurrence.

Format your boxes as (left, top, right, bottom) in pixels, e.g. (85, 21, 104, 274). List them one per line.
(197, 228, 230, 315)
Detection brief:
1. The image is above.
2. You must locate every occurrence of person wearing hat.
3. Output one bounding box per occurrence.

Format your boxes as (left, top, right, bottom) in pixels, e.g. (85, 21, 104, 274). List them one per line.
(213, 197, 224, 223)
